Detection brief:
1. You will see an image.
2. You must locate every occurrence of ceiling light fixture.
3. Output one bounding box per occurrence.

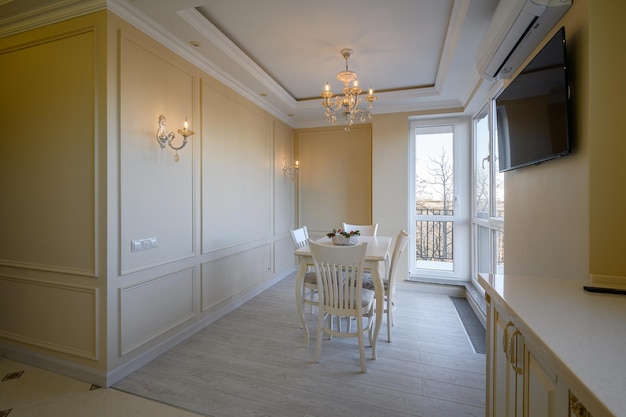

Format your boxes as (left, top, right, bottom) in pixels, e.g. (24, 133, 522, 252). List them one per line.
(321, 48, 377, 131)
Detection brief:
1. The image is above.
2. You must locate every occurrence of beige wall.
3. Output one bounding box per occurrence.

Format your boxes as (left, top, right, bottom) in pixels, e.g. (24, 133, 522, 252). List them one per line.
(589, 1, 626, 282)
(296, 125, 372, 238)
(371, 112, 412, 280)
(0, 11, 296, 386)
(0, 13, 108, 374)
(501, 0, 589, 280)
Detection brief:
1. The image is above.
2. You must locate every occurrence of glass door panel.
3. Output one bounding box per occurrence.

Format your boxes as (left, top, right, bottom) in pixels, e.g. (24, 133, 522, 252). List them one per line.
(413, 124, 456, 274)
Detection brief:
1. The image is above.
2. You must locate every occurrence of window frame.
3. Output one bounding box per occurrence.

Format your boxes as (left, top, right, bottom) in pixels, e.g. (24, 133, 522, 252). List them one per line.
(471, 99, 505, 284)
(408, 116, 470, 281)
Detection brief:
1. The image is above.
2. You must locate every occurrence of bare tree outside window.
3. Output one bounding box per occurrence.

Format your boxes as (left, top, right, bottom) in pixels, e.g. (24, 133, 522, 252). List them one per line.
(415, 128, 454, 269)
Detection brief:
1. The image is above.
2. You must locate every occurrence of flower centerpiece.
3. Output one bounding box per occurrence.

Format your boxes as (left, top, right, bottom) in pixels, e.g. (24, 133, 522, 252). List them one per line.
(327, 228, 360, 246)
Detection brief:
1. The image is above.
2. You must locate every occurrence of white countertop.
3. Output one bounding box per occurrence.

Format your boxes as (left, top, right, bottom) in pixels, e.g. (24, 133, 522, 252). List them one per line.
(478, 274, 626, 417)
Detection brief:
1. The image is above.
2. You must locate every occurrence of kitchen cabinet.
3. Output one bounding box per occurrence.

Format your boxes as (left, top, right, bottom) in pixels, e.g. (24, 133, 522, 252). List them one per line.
(485, 292, 568, 417)
(480, 274, 615, 416)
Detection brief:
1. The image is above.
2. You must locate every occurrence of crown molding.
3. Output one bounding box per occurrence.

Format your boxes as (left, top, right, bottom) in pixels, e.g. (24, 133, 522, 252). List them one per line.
(0, 0, 106, 38)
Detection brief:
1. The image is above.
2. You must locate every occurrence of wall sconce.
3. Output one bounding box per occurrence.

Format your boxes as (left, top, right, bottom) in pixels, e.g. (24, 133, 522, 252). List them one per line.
(156, 114, 194, 162)
(282, 157, 300, 180)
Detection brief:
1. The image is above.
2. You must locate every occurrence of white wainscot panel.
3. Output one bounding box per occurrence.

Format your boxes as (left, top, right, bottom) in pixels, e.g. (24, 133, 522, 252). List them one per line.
(275, 237, 295, 275)
(201, 82, 273, 253)
(0, 276, 98, 359)
(120, 269, 195, 355)
(201, 244, 271, 311)
(274, 121, 295, 236)
(120, 34, 195, 274)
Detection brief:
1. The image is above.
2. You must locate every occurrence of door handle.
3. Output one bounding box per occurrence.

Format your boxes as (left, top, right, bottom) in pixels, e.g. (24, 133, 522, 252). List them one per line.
(482, 154, 490, 169)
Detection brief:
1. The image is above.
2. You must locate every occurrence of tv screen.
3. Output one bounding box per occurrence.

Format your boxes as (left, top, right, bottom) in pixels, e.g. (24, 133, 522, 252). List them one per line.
(496, 26, 571, 172)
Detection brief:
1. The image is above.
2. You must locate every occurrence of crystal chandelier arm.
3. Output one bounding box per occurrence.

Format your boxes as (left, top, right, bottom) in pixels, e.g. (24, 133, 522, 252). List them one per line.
(320, 48, 376, 131)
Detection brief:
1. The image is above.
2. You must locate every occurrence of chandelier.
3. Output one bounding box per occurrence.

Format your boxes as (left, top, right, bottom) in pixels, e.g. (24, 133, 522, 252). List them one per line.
(321, 48, 377, 131)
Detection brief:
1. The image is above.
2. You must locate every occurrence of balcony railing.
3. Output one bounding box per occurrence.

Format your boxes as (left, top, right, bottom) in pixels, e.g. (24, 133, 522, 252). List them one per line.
(415, 208, 453, 263)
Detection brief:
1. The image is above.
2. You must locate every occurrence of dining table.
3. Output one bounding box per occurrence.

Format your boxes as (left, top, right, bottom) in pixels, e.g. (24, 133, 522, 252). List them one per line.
(294, 235, 392, 359)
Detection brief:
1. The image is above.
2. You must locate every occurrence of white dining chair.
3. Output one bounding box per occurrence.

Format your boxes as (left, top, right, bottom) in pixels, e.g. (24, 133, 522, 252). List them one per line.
(362, 230, 409, 342)
(290, 226, 318, 315)
(309, 241, 374, 373)
(342, 223, 384, 273)
(342, 222, 378, 236)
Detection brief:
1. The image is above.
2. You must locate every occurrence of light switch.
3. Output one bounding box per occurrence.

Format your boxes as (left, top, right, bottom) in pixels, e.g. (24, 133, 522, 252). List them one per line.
(132, 237, 158, 252)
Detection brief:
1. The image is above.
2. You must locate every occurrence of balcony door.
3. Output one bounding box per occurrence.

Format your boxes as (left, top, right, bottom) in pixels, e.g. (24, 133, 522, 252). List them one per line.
(409, 118, 470, 281)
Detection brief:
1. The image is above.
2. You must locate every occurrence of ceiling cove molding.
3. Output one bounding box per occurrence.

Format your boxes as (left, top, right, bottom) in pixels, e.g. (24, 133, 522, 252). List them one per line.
(108, 1, 295, 127)
(0, 0, 106, 38)
(177, 8, 296, 108)
(376, 99, 465, 116)
(435, 0, 471, 89)
(461, 72, 489, 112)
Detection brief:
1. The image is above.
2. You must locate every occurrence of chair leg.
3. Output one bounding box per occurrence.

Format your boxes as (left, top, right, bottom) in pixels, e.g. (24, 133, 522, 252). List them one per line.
(314, 309, 325, 363)
(328, 314, 334, 339)
(387, 302, 392, 342)
(356, 314, 367, 373)
(367, 307, 374, 352)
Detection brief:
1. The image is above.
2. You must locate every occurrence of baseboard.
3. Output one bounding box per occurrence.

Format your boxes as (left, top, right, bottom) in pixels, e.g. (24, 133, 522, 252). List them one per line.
(404, 277, 486, 328)
(0, 345, 108, 387)
(0, 270, 291, 388)
(106, 269, 290, 387)
(464, 290, 486, 328)
(402, 277, 465, 297)
(589, 274, 626, 286)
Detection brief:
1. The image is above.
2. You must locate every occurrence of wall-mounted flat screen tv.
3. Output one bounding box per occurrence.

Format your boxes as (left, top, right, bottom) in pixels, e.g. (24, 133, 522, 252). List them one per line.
(496, 26, 571, 172)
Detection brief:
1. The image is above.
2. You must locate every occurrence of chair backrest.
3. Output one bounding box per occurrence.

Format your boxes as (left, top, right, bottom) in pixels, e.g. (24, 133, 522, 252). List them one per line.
(387, 230, 410, 290)
(342, 223, 379, 236)
(309, 241, 368, 312)
(290, 226, 309, 249)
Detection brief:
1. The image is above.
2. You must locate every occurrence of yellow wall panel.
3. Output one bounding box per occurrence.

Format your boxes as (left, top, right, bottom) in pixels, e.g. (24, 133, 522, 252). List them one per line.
(0, 28, 97, 275)
(297, 125, 372, 236)
(0, 276, 98, 359)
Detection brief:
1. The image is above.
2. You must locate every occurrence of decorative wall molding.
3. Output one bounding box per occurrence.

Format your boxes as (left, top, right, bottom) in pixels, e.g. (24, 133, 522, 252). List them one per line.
(0, 275, 99, 359)
(0, 0, 105, 38)
(119, 269, 195, 356)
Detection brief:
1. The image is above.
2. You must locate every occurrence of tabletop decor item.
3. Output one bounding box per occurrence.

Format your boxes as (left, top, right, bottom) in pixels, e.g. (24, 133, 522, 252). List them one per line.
(327, 228, 360, 246)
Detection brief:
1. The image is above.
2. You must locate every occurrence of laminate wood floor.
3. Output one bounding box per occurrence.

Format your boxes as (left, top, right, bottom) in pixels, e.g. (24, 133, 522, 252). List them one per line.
(113, 273, 486, 417)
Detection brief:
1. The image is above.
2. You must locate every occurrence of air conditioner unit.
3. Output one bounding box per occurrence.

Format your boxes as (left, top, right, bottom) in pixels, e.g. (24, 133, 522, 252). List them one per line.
(476, 0, 572, 80)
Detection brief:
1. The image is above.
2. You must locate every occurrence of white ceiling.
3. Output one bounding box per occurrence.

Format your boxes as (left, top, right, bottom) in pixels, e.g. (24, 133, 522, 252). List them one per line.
(0, 0, 500, 128)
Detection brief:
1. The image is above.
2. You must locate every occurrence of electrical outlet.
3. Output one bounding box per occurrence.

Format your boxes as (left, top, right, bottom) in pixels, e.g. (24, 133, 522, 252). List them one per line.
(131, 237, 158, 252)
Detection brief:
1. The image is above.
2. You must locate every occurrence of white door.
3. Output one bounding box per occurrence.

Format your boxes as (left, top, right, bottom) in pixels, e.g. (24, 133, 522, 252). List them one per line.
(409, 118, 469, 280)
